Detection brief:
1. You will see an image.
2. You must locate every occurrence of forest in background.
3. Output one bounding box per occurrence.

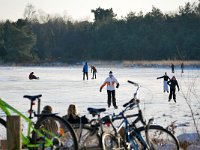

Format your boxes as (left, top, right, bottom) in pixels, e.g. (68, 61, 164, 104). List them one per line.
(0, 1, 200, 64)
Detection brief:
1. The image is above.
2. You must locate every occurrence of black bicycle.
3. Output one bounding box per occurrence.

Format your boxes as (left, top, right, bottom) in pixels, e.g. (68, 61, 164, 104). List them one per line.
(70, 80, 180, 150)
(72, 107, 107, 149)
(0, 94, 78, 150)
(101, 80, 180, 150)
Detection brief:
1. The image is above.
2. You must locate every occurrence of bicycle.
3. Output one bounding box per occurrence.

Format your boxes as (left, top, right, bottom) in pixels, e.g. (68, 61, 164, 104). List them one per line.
(101, 80, 180, 150)
(72, 107, 107, 149)
(73, 105, 138, 149)
(0, 94, 78, 150)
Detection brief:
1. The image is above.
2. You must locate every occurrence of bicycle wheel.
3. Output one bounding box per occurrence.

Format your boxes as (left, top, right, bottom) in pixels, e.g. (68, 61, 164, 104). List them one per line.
(134, 125, 179, 150)
(32, 115, 78, 150)
(73, 124, 101, 149)
(102, 133, 127, 150)
(0, 118, 7, 149)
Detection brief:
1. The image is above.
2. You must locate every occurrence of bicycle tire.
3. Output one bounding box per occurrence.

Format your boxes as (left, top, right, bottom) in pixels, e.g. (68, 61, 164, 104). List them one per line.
(32, 115, 78, 150)
(0, 118, 7, 141)
(102, 133, 127, 150)
(73, 124, 101, 150)
(134, 125, 180, 150)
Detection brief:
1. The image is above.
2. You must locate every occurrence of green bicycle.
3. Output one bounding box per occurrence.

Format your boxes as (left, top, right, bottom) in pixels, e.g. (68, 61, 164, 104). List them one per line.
(0, 94, 78, 150)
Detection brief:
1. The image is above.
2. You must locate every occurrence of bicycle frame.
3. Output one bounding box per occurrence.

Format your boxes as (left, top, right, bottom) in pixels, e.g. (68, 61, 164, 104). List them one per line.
(0, 98, 53, 148)
(88, 108, 107, 135)
(102, 80, 179, 150)
(108, 109, 147, 149)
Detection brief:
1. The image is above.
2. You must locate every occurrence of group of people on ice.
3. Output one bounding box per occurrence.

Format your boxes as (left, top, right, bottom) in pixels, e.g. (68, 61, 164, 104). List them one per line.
(171, 62, 184, 73)
(82, 62, 119, 109)
(83, 61, 181, 109)
(82, 62, 97, 80)
(29, 61, 182, 111)
(157, 72, 179, 103)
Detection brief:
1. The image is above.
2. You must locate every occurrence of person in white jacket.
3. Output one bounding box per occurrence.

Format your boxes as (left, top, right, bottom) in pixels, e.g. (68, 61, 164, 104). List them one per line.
(157, 72, 170, 93)
(100, 71, 119, 109)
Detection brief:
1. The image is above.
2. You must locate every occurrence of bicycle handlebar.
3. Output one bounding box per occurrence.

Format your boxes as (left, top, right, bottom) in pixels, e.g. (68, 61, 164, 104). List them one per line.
(120, 80, 146, 125)
(123, 98, 135, 107)
(123, 98, 140, 108)
(127, 80, 140, 87)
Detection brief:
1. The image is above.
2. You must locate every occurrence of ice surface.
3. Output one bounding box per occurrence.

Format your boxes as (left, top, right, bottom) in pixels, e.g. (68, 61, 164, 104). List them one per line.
(0, 66, 199, 143)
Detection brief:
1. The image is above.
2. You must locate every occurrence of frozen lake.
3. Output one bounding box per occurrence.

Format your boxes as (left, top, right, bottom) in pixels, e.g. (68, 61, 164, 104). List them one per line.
(0, 65, 200, 137)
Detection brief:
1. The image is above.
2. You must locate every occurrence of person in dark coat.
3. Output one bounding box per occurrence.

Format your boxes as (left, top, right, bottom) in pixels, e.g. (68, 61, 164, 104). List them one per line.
(171, 63, 175, 73)
(167, 76, 180, 103)
(157, 72, 170, 93)
(181, 63, 184, 73)
(29, 72, 39, 80)
(63, 104, 88, 124)
(63, 104, 80, 124)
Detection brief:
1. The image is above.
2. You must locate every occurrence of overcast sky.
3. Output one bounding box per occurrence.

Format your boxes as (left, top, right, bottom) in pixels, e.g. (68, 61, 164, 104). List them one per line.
(0, 0, 197, 22)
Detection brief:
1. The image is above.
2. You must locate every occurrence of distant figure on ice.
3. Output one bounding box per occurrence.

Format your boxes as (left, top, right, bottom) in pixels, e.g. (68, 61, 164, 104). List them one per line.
(181, 62, 184, 73)
(171, 63, 175, 73)
(91, 65, 97, 79)
(82, 62, 89, 80)
(157, 72, 170, 93)
(100, 71, 119, 109)
(167, 76, 179, 103)
(29, 72, 39, 80)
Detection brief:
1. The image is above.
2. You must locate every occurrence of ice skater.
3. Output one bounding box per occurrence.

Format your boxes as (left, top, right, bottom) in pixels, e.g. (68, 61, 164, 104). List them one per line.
(91, 65, 97, 79)
(82, 62, 89, 80)
(100, 71, 119, 109)
(167, 76, 180, 103)
(181, 63, 184, 73)
(157, 72, 170, 93)
(171, 63, 175, 73)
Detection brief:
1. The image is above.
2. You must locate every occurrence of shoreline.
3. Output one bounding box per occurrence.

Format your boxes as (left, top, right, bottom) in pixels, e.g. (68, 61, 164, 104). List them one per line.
(0, 60, 200, 68)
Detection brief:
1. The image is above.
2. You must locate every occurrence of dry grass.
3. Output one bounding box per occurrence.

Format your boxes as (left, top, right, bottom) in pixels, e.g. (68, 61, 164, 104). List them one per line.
(179, 140, 200, 150)
(122, 60, 200, 66)
(87, 60, 200, 68)
(180, 141, 191, 150)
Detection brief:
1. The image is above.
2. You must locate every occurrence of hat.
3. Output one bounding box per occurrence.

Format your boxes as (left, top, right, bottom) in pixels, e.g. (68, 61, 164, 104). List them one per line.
(109, 71, 113, 75)
(43, 105, 52, 113)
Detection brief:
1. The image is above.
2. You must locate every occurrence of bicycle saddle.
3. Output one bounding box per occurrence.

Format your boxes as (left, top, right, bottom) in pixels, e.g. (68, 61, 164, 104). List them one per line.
(87, 107, 106, 116)
(23, 94, 42, 101)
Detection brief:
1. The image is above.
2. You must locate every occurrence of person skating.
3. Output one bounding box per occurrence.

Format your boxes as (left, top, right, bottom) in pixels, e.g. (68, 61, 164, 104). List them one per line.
(91, 65, 97, 79)
(171, 63, 175, 73)
(181, 63, 184, 73)
(82, 62, 89, 80)
(167, 76, 180, 103)
(100, 71, 119, 109)
(157, 72, 170, 93)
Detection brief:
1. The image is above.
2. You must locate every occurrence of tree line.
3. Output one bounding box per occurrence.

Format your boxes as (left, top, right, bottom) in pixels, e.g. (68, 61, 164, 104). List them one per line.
(0, 2, 200, 64)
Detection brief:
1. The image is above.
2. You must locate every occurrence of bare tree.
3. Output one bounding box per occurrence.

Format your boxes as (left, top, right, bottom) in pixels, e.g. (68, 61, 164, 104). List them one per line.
(23, 3, 36, 21)
(180, 74, 200, 140)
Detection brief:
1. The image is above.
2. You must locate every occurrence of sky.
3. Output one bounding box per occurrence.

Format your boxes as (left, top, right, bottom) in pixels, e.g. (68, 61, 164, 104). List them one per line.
(0, 0, 198, 22)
